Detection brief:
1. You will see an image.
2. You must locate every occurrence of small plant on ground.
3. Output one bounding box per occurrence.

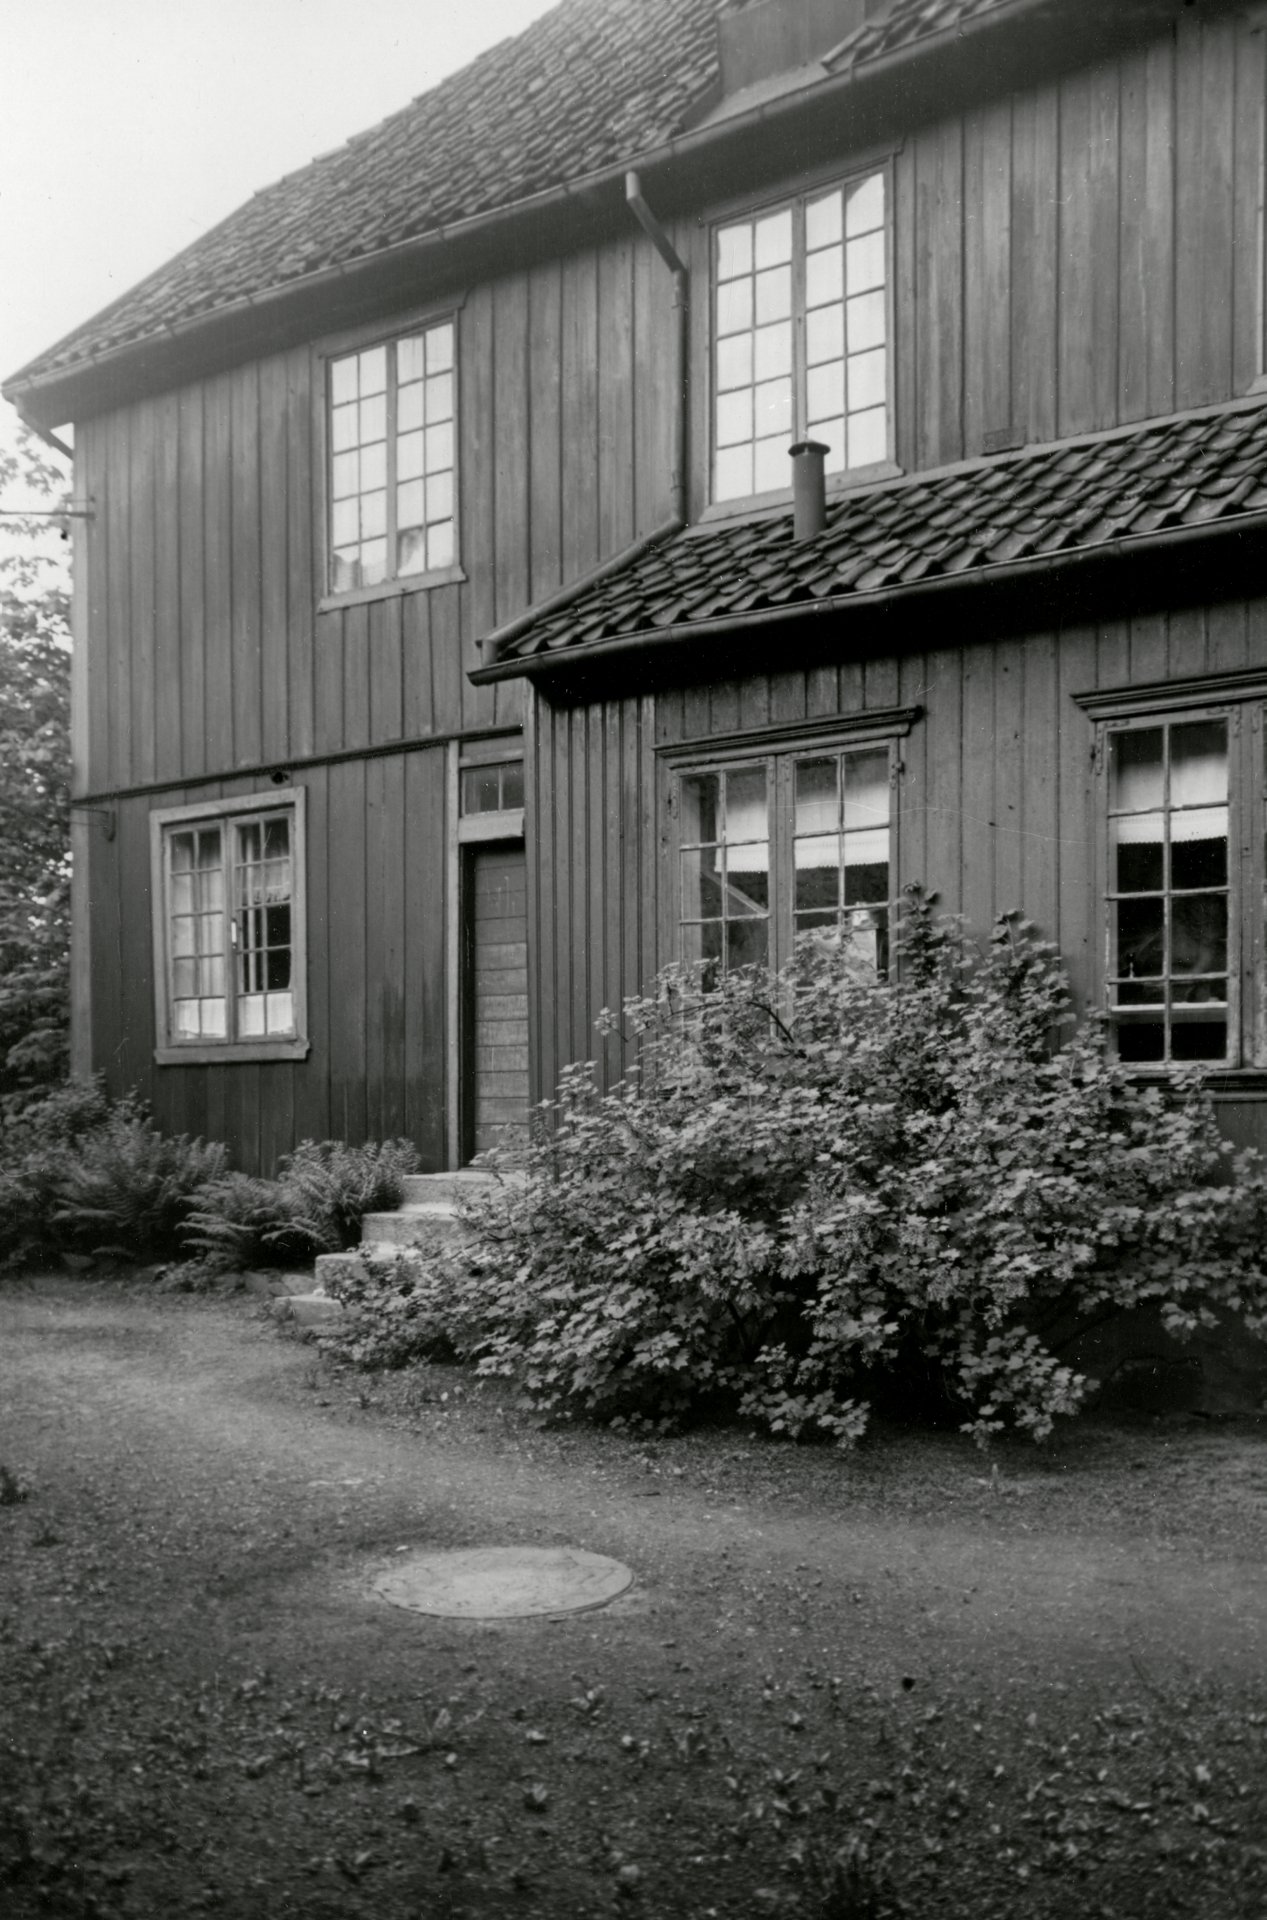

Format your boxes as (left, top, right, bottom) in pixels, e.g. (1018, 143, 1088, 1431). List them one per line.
(183, 1138, 420, 1270)
(0, 1464, 30, 1507)
(805, 1835, 904, 1919)
(342, 890, 1267, 1445)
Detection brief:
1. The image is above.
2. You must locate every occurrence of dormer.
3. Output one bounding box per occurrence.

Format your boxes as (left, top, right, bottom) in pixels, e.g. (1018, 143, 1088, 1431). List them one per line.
(712, 0, 891, 115)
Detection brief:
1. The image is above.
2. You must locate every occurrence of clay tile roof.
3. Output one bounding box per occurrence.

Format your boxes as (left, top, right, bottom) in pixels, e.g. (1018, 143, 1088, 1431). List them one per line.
(8, 0, 1016, 395)
(492, 404, 1267, 667)
(826, 0, 1017, 63)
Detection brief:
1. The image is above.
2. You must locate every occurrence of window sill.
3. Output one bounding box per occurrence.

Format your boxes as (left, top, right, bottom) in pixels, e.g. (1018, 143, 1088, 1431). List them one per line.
(696, 461, 905, 530)
(1126, 1066, 1267, 1097)
(154, 1040, 311, 1066)
(458, 808, 525, 844)
(318, 564, 467, 614)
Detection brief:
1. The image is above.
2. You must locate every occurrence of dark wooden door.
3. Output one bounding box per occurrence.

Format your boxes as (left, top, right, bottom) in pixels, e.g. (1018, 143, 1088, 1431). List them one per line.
(464, 845, 529, 1161)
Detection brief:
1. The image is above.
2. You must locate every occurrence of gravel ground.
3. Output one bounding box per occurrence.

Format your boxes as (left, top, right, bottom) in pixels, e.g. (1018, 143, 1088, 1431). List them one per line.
(2, 1272, 1266, 1919)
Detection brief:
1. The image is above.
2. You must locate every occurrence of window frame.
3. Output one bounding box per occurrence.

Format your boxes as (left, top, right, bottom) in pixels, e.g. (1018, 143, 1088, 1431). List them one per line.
(149, 788, 310, 1065)
(707, 160, 897, 515)
(663, 709, 914, 977)
(1080, 674, 1267, 1075)
(317, 305, 466, 611)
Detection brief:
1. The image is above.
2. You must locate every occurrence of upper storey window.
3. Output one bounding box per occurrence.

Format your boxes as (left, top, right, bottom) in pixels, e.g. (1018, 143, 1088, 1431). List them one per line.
(712, 171, 889, 505)
(328, 319, 457, 594)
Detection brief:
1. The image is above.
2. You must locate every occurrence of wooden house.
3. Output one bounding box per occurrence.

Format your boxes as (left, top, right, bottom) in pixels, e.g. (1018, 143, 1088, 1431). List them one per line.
(7, 0, 1267, 1174)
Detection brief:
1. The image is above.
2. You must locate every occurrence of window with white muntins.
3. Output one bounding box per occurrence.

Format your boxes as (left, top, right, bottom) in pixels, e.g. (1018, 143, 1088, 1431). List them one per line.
(674, 736, 896, 976)
(150, 791, 308, 1063)
(328, 320, 456, 593)
(712, 170, 889, 505)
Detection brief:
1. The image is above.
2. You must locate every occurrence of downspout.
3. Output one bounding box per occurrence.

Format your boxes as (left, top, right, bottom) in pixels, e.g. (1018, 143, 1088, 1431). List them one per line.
(476, 172, 690, 668)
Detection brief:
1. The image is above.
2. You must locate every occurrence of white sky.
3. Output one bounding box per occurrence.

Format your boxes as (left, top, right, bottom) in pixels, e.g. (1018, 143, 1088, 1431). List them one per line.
(0, 0, 559, 457)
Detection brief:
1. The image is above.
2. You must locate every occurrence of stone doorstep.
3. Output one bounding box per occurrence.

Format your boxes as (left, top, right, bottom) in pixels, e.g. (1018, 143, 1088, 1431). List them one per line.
(241, 1269, 320, 1300)
(399, 1168, 524, 1205)
(270, 1291, 346, 1328)
(280, 1168, 518, 1324)
(359, 1203, 464, 1247)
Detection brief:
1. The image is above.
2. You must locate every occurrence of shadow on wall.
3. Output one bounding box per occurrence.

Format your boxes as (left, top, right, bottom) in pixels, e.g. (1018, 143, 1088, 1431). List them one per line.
(1061, 1307, 1267, 1417)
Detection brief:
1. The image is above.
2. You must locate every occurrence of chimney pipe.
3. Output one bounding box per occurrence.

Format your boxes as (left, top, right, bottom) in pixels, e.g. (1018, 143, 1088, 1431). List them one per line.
(789, 440, 829, 540)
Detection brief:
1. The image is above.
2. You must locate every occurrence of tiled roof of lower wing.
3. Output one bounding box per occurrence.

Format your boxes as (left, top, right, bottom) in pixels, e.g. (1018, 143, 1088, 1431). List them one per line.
(493, 404, 1267, 667)
(10, 0, 1020, 396)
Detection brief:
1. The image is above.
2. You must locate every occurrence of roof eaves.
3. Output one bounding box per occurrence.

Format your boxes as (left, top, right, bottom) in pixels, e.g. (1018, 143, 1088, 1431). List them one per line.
(3, 161, 620, 414)
(472, 479, 1267, 686)
(7, 0, 1091, 425)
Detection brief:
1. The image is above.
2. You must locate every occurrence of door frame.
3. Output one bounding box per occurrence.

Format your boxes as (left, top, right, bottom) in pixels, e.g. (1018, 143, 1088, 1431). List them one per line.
(445, 737, 526, 1168)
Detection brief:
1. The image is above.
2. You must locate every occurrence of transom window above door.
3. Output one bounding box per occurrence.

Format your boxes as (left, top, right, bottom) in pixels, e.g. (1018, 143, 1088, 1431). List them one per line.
(712, 170, 890, 505)
(675, 738, 895, 976)
(327, 318, 457, 594)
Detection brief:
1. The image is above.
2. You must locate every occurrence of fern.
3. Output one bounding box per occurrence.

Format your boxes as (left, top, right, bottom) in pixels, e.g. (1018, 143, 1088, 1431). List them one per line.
(183, 1138, 419, 1270)
(50, 1106, 226, 1262)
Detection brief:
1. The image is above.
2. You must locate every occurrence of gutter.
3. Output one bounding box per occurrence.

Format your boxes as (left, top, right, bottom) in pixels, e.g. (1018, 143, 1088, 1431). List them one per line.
(4, 0, 1172, 426)
(468, 507, 1267, 686)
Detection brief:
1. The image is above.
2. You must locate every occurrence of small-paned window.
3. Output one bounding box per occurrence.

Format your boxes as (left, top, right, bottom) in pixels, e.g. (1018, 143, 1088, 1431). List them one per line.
(460, 760, 525, 816)
(328, 320, 456, 593)
(713, 170, 889, 504)
(1106, 718, 1232, 1064)
(679, 762, 772, 970)
(151, 794, 308, 1062)
(676, 741, 893, 974)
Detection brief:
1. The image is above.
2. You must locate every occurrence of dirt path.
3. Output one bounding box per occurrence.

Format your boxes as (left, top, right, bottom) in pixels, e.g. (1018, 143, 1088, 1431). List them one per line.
(3, 1277, 1266, 1919)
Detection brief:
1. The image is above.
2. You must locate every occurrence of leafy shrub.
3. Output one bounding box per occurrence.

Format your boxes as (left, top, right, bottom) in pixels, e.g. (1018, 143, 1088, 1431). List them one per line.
(369, 892, 1267, 1445)
(49, 1097, 226, 1263)
(183, 1138, 420, 1270)
(318, 1236, 459, 1370)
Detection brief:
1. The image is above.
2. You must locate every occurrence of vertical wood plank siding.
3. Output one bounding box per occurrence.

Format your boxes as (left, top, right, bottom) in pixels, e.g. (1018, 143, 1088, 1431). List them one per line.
(78, 16, 1267, 1167)
(529, 590, 1267, 1107)
(83, 14, 1263, 793)
(92, 750, 451, 1172)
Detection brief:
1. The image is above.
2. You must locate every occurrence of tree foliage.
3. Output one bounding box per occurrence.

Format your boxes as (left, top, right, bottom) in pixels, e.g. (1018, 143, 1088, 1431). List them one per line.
(0, 428, 72, 1112)
(325, 895, 1267, 1445)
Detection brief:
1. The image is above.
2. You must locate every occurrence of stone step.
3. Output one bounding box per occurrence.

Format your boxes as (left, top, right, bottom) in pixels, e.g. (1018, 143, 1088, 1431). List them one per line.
(269, 1290, 345, 1327)
(360, 1202, 462, 1247)
(314, 1250, 365, 1291)
(399, 1169, 523, 1205)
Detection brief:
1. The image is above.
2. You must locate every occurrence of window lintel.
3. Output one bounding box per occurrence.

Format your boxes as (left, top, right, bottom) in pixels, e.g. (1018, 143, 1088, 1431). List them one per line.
(658, 704, 919, 767)
(316, 290, 468, 364)
(1074, 670, 1267, 722)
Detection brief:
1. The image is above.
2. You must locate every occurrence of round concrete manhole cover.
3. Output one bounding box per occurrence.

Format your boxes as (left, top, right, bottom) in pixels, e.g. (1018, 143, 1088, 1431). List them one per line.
(371, 1546, 634, 1619)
